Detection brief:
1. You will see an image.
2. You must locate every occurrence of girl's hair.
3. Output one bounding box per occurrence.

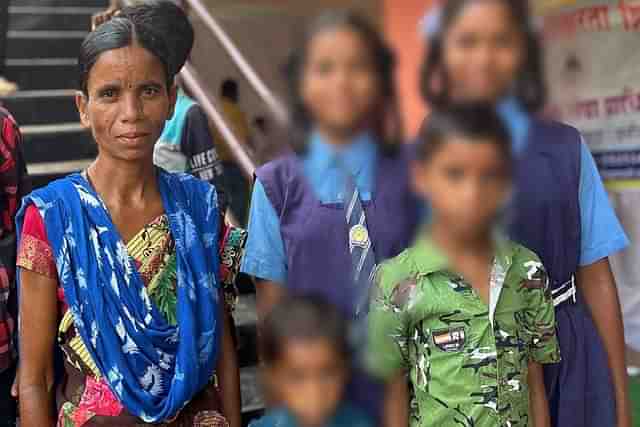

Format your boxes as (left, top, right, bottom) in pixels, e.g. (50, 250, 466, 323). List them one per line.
(260, 294, 351, 364)
(283, 10, 401, 155)
(79, 0, 194, 95)
(421, 0, 546, 113)
(417, 103, 512, 168)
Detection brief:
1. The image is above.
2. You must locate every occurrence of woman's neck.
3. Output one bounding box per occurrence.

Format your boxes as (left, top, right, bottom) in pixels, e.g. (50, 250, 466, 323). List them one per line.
(315, 125, 364, 148)
(88, 155, 158, 206)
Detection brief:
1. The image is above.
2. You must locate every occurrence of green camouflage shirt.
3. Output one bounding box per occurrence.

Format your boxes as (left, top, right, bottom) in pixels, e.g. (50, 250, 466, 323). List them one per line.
(367, 236, 561, 427)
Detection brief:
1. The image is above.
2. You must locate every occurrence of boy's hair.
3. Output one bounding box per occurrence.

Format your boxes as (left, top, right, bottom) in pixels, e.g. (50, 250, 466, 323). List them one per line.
(261, 294, 351, 364)
(421, 0, 546, 113)
(417, 103, 512, 166)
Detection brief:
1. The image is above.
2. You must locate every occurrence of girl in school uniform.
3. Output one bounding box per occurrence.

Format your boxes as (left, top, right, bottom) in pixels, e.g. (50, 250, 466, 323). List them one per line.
(241, 10, 419, 420)
(419, 1, 631, 426)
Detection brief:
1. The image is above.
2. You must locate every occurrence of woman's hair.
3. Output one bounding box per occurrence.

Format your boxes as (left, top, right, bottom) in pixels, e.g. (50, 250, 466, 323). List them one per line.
(283, 10, 401, 154)
(260, 294, 351, 364)
(421, 0, 546, 113)
(79, 0, 194, 95)
(417, 103, 512, 168)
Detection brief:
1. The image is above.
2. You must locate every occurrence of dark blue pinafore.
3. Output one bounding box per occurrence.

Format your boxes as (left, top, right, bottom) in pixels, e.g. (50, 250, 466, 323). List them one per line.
(256, 148, 419, 421)
(510, 119, 616, 427)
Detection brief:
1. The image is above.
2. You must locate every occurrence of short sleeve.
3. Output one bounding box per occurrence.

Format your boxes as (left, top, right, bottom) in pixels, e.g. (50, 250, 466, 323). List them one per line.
(578, 140, 629, 266)
(521, 257, 561, 364)
(366, 262, 411, 379)
(17, 204, 57, 278)
(240, 179, 287, 284)
(182, 106, 228, 213)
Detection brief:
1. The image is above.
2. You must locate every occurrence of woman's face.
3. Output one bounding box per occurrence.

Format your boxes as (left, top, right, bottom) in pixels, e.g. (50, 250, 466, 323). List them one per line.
(76, 43, 176, 163)
(442, 0, 525, 103)
(300, 27, 381, 138)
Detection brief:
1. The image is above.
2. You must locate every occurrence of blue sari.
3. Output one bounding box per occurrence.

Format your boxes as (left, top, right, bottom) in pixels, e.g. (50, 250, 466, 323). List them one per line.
(16, 170, 221, 423)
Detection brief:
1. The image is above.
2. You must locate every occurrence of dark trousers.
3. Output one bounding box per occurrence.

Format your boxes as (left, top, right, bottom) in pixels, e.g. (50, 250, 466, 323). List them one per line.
(0, 1, 8, 76)
(0, 363, 17, 427)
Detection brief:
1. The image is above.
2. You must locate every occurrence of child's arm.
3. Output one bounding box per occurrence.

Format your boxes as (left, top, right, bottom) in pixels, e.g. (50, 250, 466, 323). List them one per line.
(577, 259, 631, 427)
(528, 361, 550, 427)
(383, 373, 409, 427)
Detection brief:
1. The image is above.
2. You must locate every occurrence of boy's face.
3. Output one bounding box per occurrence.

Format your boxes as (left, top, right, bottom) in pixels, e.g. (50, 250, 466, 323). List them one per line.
(267, 338, 348, 427)
(413, 136, 512, 239)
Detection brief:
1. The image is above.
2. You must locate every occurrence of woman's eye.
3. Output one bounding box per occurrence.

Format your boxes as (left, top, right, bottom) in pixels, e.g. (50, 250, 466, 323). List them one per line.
(456, 33, 478, 49)
(444, 166, 465, 181)
(100, 89, 116, 99)
(143, 86, 160, 97)
(315, 60, 335, 75)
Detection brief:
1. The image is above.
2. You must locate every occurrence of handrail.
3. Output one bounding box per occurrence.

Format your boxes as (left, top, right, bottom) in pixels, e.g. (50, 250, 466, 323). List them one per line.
(183, 0, 289, 126)
(179, 63, 256, 181)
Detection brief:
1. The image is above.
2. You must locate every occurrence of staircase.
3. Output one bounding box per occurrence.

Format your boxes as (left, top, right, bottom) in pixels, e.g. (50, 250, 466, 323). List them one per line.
(2, 0, 262, 423)
(2, 0, 99, 189)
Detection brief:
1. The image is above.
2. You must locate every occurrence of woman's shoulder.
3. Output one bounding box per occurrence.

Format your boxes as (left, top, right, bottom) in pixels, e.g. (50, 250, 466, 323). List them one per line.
(255, 153, 299, 181)
(160, 169, 215, 194)
(530, 116, 582, 145)
(23, 173, 84, 204)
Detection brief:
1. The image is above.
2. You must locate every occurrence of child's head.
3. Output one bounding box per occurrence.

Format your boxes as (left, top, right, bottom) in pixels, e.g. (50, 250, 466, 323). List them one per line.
(414, 103, 512, 240)
(284, 10, 400, 149)
(421, 0, 545, 112)
(261, 294, 351, 427)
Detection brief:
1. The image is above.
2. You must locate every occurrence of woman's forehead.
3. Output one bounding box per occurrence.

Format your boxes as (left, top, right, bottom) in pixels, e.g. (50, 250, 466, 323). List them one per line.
(448, 0, 516, 32)
(87, 44, 166, 88)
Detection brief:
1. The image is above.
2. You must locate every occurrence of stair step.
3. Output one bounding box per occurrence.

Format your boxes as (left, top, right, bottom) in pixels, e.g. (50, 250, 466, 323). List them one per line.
(27, 159, 93, 176)
(5, 63, 78, 91)
(0, 89, 78, 126)
(16, 0, 109, 8)
(21, 125, 97, 164)
(9, 6, 96, 32)
(7, 30, 85, 59)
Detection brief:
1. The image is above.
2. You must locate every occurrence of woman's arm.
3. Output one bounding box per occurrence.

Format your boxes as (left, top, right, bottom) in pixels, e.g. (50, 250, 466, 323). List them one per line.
(528, 361, 550, 427)
(216, 303, 241, 427)
(577, 259, 631, 427)
(383, 373, 409, 427)
(255, 279, 285, 324)
(18, 269, 58, 427)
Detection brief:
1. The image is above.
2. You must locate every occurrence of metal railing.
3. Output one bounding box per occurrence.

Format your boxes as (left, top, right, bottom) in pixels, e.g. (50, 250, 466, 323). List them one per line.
(118, 0, 288, 181)
(179, 63, 256, 180)
(182, 0, 289, 127)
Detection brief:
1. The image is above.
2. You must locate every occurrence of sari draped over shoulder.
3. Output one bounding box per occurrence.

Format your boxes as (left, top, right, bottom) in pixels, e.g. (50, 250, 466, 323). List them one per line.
(16, 171, 225, 426)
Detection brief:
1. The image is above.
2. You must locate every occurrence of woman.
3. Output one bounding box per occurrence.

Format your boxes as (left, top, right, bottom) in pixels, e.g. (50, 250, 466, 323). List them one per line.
(416, 1, 631, 427)
(17, 3, 241, 426)
(241, 11, 419, 421)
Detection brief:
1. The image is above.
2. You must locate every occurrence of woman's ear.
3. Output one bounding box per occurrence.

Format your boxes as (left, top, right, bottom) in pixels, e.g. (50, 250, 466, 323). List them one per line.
(167, 84, 178, 121)
(75, 91, 91, 129)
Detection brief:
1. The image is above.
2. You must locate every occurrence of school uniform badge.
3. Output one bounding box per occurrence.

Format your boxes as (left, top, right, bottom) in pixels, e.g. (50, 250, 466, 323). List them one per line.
(349, 223, 370, 250)
(432, 327, 466, 352)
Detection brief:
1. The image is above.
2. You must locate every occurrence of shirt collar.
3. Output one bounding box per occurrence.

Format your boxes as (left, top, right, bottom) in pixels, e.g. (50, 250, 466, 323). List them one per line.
(412, 230, 514, 275)
(308, 130, 378, 176)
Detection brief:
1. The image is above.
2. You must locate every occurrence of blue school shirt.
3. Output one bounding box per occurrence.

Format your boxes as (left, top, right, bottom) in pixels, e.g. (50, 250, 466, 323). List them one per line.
(249, 404, 373, 427)
(240, 132, 378, 283)
(497, 98, 629, 266)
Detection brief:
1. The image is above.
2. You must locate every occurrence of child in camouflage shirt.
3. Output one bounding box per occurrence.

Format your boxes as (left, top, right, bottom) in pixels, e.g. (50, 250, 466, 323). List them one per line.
(367, 104, 560, 427)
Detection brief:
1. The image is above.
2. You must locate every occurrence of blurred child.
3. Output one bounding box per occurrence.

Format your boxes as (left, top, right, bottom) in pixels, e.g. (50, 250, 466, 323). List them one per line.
(421, 2, 630, 424)
(368, 104, 560, 427)
(251, 295, 372, 427)
(241, 10, 419, 420)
